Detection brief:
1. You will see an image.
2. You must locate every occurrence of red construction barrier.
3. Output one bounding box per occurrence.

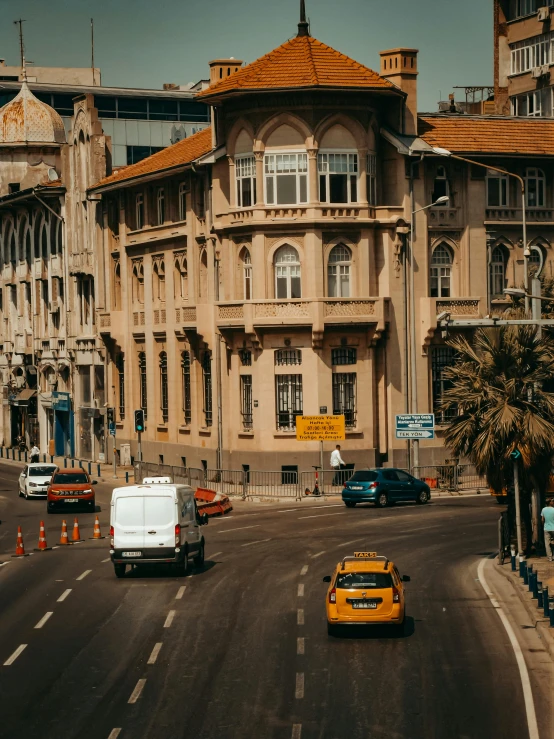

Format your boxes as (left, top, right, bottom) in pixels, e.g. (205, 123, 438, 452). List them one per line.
(195, 487, 233, 517)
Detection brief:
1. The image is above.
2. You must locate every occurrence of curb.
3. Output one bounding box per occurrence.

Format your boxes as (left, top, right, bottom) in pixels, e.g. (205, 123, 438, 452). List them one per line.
(495, 562, 554, 663)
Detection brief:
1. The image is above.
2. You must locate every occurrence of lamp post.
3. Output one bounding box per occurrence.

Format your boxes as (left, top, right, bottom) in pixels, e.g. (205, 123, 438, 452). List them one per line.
(408, 194, 450, 470)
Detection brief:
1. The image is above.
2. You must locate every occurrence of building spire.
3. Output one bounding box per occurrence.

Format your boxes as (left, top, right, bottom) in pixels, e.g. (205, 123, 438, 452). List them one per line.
(298, 0, 310, 37)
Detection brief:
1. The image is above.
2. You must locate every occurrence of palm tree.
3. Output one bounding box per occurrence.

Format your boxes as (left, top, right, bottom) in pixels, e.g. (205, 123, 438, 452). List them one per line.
(440, 324, 554, 553)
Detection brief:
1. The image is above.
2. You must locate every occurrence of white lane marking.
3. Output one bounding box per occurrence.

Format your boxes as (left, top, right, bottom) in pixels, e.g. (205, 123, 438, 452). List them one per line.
(34, 612, 53, 629)
(76, 569, 92, 581)
(279, 504, 343, 513)
(311, 551, 325, 559)
(241, 538, 272, 547)
(102, 558, 111, 563)
(298, 512, 346, 520)
(218, 525, 259, 534)
(477, 558, 539, 739)
(292, 725, 302, 739)
(209, 551, 223, 558)
(300, 565, 308, 575)
(175, 586, 186, 600)
(128, 678, 146, 704)
(337, 538, 365, 548)
(298, 583, 304, 597)
(164, 610, 176, 628)
(107, 730, 122, 739)
(52, 546, 59, 550)
(295, 672, 304, 699)
(0, 561, 10, 568)
(297, 637, 305, 655)
(3, 644, 27, 666)
(57, 589, 72, 602)
(147, 643, 162, 665)
(297, 609, 304, 625)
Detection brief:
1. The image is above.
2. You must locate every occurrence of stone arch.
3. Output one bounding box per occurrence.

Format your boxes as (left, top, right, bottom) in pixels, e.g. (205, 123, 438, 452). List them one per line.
(492, 235, 515, 251)
(256, 113, 313, 151)
(227, 118, 255, 157)
(314, 114, 367, 151)
(266, 236, 305, 267)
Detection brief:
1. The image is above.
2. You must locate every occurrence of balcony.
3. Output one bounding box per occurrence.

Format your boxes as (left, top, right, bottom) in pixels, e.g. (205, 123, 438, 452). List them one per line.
(427, 208, 461, 228)
(215, 203, 382, 230)
(420, 297, 483, 350)
(216, 298, 389, 349)
(485, 208, 554, 223)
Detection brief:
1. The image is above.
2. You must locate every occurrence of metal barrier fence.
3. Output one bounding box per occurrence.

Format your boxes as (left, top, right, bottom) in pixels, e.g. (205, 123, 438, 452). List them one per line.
(412, 464, 487, 493)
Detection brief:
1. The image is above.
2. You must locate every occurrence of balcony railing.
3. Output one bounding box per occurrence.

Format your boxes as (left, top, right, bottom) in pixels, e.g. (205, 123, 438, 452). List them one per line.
(427, 208, 461, 227)
(420, 297, 483, 350)
(485, 208, 554, 222)
(220, 203, 377, 227)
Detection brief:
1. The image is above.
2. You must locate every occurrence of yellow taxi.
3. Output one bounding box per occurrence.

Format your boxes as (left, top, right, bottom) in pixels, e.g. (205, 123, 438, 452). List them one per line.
(323, 552, 410, 636)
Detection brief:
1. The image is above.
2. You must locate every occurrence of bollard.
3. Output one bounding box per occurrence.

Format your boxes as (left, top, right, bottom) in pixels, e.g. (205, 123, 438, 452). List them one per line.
(71, 459, 75, 467)
(50, 456, 54, 464)
(11, 448, 14, 460)
(519, 556, 526, 578)
(97, 464, 100, 478)
(528, 569, 535, 593)
(24, 451, 28, 463)
(532, 574, 539, 599)
(544, 586, 550, 617)
(88, 462, 92, 475)
(125, 471, 129, 483)
(510, 546, 517, 571)
(550, 601, 554, 628)
(523, 564, 530, 585)
(538, 587, 544, 609)
(18, 449, 21, 462)
(64, 457, 67, 468)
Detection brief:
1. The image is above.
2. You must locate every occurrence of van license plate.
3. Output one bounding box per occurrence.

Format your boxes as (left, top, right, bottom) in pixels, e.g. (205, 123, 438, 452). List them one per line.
(122, 551, 142, 557)
(352, 602, 377, 609)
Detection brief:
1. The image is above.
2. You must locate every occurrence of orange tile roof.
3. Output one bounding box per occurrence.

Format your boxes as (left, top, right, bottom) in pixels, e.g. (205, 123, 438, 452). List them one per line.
(91, 127, 213, 189)
(198, 35, 395, 99)
(418, 115, 554, 155)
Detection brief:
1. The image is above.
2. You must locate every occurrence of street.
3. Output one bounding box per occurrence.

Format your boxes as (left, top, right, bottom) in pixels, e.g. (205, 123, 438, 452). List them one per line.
(0, 460, 551, 739)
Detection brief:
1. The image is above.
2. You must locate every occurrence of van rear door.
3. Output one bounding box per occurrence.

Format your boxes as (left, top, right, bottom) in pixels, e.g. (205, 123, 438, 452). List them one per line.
(144, 495, 176, 549)
(114, 496, 145, 550)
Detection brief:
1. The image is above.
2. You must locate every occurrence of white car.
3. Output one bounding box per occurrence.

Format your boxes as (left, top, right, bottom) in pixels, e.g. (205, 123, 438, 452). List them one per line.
(19, 463, 58, 499)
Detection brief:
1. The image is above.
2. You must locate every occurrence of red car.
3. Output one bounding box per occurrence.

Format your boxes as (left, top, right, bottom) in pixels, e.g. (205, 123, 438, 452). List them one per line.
(47, 468, 97, 513)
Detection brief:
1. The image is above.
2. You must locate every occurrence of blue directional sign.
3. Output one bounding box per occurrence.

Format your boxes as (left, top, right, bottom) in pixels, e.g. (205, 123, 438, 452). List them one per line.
(109, 422, 116, 437)
(395, 414, 435, 440)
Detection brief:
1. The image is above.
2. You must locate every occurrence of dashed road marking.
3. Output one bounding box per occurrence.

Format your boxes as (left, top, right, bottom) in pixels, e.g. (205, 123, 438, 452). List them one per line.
(337, 538, 365, 548)
(3, 644, 27, 666)
(295, 673, 304, 699)
(292, 724, 302, 738)
(76, 569, 92, 581)
(297, 637, 305, 655)
(241, 538, 272, 547)
(128, 678, 146, 704)
(164, 610, 176, 628)
(57, 589, 72, 602)
(297, 609, 304, 626)
(0, 561, 10, 568)
(209, 551, 222, 558)
(299, 512, 345, 520)
(218, 525, 259, 534)
(34, 612, 53, 629)
(102, 558, 111, 563)
(147, 643, 162, 665)
(107, 730, 122, 739)
(175, 586, 186, 600)
(300, 565, 308, 575)
(279, 504, 343, 513)
(298, 584, 304, 597)
(311, 551, 325, 559)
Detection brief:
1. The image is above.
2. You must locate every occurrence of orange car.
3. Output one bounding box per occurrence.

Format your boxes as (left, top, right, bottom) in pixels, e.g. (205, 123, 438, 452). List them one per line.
(323, 552, 410, 636)
(47, 467, 97, 513)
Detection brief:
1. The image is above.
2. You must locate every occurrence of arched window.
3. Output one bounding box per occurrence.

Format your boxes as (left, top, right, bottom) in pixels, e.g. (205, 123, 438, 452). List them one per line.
(430, 244, 452, 298)
(138, 351, 148, 418)
(526, 168, 545, 208)
(489, 246, 506, 299)
(132, 260, 144, 304)
(112, 258, 121, 310)
(174, 252, 188, 301)
(181, 350, 192, 425)
(25, 229, 32, 264)
(116, 353, 125, 420)
(199, 248, 208, 299)
(9, 226, 16, 265)
(40, 221, 48, 260)
(56, 220, 63, 254)
(240, 247, 252, 300)
(159, 351, 168, 423)
(18, 221, 26, 262)
(157, 187, 165, 225)
(178, 182, 187, 221)
(274, 245, 301, 299)
(432, 166, 449, 205)
(327, 244, 351, 297)
(527, 245, 543, 278)
(153, 258, 166, 302)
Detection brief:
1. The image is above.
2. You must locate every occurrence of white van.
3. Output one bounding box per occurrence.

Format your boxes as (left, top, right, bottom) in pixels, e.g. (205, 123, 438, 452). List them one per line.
(110, 483, 208, 578)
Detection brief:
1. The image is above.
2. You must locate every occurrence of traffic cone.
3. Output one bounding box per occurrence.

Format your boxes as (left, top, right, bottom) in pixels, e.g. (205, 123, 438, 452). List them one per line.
(89, 516, 104, 540)
(71, 517, 84, 543)
(34, 520, 51, 551)
(11, 526, 29, 557)
(59, 520, 72, 546)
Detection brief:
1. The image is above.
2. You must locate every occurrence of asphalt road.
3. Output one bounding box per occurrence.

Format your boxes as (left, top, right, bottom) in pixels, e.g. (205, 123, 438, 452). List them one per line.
(0, 460, 551, 739)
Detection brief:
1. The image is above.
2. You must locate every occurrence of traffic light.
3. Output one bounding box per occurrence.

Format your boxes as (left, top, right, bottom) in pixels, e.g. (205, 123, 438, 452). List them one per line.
(106, 407, 115, 424)
(134, 409, 145, 433)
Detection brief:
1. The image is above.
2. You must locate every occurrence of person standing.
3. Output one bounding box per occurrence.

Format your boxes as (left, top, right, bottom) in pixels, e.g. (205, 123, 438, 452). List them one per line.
(30, 444, 40, 464)
(330, 444, 346, 485)
(541, 498, 554, 561)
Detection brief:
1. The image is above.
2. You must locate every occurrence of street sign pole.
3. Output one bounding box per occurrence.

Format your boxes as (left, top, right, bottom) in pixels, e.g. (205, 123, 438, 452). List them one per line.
(138, 430, 142, 463)
(513, 457, 523, 556)
(112, 433, 117, 480)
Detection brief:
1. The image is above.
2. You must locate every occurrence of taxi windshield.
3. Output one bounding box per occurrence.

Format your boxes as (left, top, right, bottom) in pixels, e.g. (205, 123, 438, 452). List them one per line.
(336, 572, 392, 589)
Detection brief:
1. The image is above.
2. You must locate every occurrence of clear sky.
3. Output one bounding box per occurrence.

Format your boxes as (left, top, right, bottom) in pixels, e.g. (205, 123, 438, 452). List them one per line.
(0, 0, 492, 112)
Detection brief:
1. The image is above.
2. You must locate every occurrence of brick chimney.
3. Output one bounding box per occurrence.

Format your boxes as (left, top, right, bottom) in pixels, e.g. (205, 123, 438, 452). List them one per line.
(379, 48, 419, 135)
(208, 58, 243, 86)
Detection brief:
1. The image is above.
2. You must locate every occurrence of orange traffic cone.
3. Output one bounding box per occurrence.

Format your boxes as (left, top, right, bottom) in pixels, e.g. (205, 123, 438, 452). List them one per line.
(11, 526, 29, 557)
(71, 517, 83, 543)
(59, 519, 71, 545)
(34, 520, 51, 551)
(89, 516, 104, 540)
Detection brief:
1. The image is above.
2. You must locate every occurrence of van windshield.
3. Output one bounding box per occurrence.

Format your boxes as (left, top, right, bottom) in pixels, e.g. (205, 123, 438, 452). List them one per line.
(349, 470, 378, 482)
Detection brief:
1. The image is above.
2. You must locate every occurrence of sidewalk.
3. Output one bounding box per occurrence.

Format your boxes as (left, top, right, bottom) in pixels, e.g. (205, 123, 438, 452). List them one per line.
(496, 555, 554, 662)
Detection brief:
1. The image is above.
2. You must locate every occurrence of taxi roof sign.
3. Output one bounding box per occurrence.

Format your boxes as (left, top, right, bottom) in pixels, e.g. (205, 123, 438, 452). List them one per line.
(355, 551, 377, 558)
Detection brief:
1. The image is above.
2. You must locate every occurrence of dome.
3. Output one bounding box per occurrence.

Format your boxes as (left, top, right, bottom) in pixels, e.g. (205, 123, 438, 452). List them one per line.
(0, 81, 66, 145)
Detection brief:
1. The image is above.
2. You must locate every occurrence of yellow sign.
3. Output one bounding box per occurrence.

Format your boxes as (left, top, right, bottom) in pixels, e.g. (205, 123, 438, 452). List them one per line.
(355, 552, 377, 558)
(296, 415, 345, 442)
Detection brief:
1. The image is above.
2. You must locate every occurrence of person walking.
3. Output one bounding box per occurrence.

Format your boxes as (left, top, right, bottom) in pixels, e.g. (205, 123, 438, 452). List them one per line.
(330, 444, 346, 486)
(541, 498, 554, 561)
(30, 444, 40, 464)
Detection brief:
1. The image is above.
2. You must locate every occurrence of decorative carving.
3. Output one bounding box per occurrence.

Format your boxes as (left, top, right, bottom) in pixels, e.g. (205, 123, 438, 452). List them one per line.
(255, 302, 310, 317)
(180, 307, 197, 322)
(323, 232, 360, 245)
(393, 232, 403, 275)
(265, 235, 304, 250)
(324, 301, 376, 317)
(218, 305, 244, 320)
(436, 300, 480, 316)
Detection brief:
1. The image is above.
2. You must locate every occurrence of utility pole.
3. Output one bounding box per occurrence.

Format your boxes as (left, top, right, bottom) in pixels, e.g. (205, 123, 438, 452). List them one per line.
(513, 455, 523, 556)
(14, 19, 26, 69)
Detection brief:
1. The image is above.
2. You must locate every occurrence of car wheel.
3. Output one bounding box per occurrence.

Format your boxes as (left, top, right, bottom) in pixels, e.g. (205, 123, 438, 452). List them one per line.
(327, 622, 339, 637)
(416, 490, 429, 505)
(376, 492, 389, 508)
(175, 549, 189, 576)
(90, 500, 95, 512)
(194, 542, 205, 567)
(344, 501, 356, 508)
(24, 490, 29, 500)
(114, 564, 126, 578)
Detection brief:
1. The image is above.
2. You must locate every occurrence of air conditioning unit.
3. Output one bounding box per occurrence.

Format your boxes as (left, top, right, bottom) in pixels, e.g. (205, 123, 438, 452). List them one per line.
(538, 6, 550, 21)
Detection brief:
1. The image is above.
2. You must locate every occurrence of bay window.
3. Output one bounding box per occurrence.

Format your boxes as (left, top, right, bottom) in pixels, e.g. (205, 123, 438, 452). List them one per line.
(236, 156, 256, 208)
(526, 168, 546, 207)
(265, 153, 308, 205)
(318, 152, 358, 203)
(486, 170, 509, 207)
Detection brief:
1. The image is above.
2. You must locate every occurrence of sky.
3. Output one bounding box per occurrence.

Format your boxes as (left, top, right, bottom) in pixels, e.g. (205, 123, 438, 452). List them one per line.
(0, 0, 492, 112)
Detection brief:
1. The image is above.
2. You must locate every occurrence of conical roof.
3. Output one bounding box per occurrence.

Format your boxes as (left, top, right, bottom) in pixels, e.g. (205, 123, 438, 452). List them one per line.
(0, 81, 66, 145)
(198, 34, 396, 100)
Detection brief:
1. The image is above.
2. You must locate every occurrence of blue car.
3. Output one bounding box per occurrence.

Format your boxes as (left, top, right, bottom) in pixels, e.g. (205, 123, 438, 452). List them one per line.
(342, 468, 431, 508)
